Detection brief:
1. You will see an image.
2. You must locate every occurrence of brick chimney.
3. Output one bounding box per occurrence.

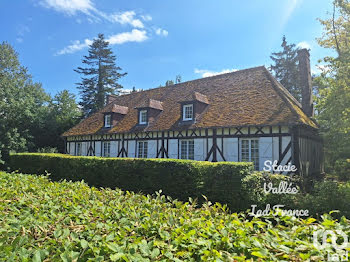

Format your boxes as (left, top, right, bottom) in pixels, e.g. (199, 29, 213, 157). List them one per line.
(106, 94, 118, 105)
(297, 48, 314, 117)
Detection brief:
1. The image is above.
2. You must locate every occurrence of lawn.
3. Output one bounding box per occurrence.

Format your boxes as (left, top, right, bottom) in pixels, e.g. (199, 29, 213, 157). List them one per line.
(0, 172, 349, 261)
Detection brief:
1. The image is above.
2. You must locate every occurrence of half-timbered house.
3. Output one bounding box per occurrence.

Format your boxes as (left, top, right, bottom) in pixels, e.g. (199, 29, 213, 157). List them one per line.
(62, 49, 323, 176)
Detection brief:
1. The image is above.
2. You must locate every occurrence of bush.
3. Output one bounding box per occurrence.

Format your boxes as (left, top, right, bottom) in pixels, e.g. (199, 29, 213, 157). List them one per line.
(9, 153, 253, 209)
(1, 171, 348, 261)
(241, 172, 350, 218)
(241, 172, 300, 209)
(298, 180, 350, 218)
(334, 159, 350, 181)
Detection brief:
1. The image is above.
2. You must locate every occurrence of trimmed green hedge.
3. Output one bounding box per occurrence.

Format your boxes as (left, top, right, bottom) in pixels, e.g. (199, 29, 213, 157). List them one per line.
(9, 153, 253, 209)
(2, 172, 346, 261)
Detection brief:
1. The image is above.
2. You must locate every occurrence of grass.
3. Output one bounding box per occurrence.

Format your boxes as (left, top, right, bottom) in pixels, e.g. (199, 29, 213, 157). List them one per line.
(0, 171, 349, 261)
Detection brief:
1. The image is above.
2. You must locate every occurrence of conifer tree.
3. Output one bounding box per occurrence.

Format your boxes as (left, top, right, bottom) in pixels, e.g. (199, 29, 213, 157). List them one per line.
(75, 34, 126, 116)
(270, 36, 301, 102)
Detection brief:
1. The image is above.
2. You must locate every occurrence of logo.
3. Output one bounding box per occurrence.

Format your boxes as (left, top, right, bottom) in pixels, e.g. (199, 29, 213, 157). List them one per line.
(313, 230, 349, 261)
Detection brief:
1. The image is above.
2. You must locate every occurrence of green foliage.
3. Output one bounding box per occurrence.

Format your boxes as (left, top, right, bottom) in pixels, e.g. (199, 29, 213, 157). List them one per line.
(299, 180, 350, 218)
(242, 172, 299, 208)
(74, 33, 127, 117)
(8, 153, 252, 208)
(334, 159, 350, 181)
(315, 0, 350, 166)
(0, 43, 82, 166)
(37, 147, 58, 153)
(0, 42, 50, 166)
(34, 90, 82, 152)
(0, 171, 349, 261)
(270, 36, 302, 102)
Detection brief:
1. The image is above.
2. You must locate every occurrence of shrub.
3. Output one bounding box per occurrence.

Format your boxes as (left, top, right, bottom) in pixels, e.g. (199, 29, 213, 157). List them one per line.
(334, 159, 350, 181)
(0, 171, 348, 261)
(298, 180, 350, 218)
(9, 153, 253, 209)
(241, 172, 300, 209)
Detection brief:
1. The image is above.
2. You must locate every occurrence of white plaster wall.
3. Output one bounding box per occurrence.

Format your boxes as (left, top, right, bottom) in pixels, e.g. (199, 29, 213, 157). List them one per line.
(194, 138, 206, 161)
(147, 140, 157, 158)
(68, 142, 74, 155)
(259, 137, 273, 171)
(272, 137, 279, 163)
(110, 141, 117, 157)
(168, 139, 178, 159)
(206, 138, 213, 162)
(223, 138, 238, 162)
(216, 138, 224, 162)
(128, 140, 136, 158)
(281, 136, 291, 166)
(95, 141, 101, 157)
(81, 142, 87, 156)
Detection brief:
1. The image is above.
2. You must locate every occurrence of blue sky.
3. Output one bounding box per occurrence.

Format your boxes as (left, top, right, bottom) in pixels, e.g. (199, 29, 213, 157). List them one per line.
(0, 0, 333, 97)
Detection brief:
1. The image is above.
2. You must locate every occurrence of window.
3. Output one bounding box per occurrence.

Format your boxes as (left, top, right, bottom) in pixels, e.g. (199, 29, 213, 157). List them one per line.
(76, 142, 82, 156)
(103, 141, 111, 157)
(180, 140, 194, 160)
(139, 110, 147, 124)
(241, 139, 259, 170)
(104, 114, 111, 127)
(138, 141, 148, 158)
(183, 104, 193, 121)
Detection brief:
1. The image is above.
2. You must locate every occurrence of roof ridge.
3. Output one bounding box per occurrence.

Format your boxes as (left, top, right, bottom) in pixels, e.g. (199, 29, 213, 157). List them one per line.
(116, 65, 266, 99)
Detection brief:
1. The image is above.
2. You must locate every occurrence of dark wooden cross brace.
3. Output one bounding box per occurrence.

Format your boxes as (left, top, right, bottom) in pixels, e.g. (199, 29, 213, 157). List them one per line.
(205, 129, 226, 162)
(277, 141, 291, 166)
(156, 132, 169, 158)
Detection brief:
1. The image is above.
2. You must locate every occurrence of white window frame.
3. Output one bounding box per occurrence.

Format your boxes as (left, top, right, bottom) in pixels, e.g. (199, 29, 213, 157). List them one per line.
(76, 142, 82, 156)
(180, 139, 194, 160)
(183, 104, 193, 121)
(139, 110, 147, 125)
(103, 141, 111, 157)
(240, 139, 259, 170)
(104, 114, 111, 128)
(137, 141, 148, 158)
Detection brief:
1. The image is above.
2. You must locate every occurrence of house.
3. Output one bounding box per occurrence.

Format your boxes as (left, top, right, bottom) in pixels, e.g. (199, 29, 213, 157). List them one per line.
(62, 49, 323, 176)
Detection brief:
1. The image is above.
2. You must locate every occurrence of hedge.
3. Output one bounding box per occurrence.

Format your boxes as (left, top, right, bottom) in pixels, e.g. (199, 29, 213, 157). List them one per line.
(2, 172, 345, 261)
(9, 153, 253, 209)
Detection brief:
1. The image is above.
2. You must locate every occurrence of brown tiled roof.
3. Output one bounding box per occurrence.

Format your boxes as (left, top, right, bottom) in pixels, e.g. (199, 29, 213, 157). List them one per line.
(62, 66, 317, 137)
(136, 98, 163, 111)
(108, 104, 128, 114)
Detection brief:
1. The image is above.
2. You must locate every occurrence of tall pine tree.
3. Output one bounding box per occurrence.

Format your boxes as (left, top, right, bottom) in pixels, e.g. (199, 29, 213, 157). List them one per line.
(75, 34, 126, 116)
(270, 36, 301, 102)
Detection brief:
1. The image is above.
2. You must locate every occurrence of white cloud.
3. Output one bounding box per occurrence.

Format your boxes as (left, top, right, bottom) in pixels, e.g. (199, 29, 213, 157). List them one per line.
(194, 68, 238, 78)
(40, 0, 95, 15)
(311, 64, 330, 75)
(297, 41, 311, 49)
(16, 37, 23, 43)
(56, 29, 148, 55)
(110, 11, 144, 28)
(279, 0, 303, 31)
(141, 15, 152, 21)
(155, 28, 168, 37)
(55, 38, 93, 55)
(107, 29, 148, 45)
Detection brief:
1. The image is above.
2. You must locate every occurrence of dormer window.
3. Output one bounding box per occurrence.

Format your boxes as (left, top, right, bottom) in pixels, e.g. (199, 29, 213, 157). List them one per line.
(139, 110, 147, 125)
(104, 114, 111, 127)
(183, 104, 193, 121)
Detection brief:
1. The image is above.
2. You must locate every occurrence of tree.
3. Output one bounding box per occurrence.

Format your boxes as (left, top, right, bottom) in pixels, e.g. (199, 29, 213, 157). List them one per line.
(75, 34, 126, 117)
(0, 42, 49, 165)
(33, 90, 82, 152)
(270, 36, 302, 102)
(165, 80, 174, 86)
(314, 0, 350, 167)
